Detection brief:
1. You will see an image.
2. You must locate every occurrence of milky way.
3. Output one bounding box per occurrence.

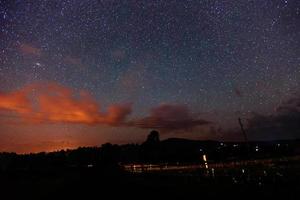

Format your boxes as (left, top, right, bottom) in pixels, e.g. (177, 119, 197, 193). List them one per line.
(0, 0, 299, 152)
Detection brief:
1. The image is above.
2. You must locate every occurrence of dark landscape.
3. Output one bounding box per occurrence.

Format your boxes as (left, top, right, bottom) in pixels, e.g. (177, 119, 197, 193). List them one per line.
(1, 131, 300, 199)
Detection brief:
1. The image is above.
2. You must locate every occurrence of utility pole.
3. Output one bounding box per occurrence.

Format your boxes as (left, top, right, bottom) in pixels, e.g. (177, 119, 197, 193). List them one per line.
(238, 117, 248, 143)
(238, 117, 250, 157)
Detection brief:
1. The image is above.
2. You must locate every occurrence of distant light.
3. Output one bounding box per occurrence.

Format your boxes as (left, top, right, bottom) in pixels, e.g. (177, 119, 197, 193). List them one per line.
(203, 154, 207, 162)
(258, 182, 262, 186)
(276, 172, 283, 177)
(233, 144, 238, 147)
(242, 169, 245, 174)
(87, 164, 93, 168)
(205, 163, 209, 169)
(232, 177, 238, 184)
(277, 144, 281, 147)
(220, 142, 224, 146)
(199, 148, 203, 152)
(203, 154, 209, 169)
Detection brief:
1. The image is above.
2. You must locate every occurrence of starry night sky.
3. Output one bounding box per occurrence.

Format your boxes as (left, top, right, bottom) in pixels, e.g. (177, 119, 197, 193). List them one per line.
(0, 0, 299, 153)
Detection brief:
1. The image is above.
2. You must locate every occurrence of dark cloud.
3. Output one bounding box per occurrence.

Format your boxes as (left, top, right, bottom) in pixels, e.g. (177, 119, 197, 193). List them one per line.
(64, 56, 84, 68)
(246, 96, 300, 139)
(111, 49, 126, 61)
(129, 104, 211, 132)
(19, 43, 41, 56)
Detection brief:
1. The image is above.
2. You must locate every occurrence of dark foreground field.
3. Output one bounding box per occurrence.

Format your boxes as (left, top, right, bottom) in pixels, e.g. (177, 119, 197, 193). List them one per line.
(1, 159, 300, 200)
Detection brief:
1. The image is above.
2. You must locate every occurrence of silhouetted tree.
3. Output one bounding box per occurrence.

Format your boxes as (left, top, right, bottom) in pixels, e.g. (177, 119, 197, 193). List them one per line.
(141, 130, 161, 163)
(145, 130, 160, 145)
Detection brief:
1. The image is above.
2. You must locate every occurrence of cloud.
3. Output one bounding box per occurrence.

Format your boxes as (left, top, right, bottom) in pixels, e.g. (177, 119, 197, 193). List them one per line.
(19, 43, 41, 56)
(64, 56, 84, 68)
(111, 49, 126, 61)
(0, 82, 132, 125)
(275, 97, 300, 113)
(129, 104, 211, 132)
(246, 96, 300, 139)
(0, 83, 212, 132)
(0, 84, 34, 115)
(117, 62, 148, 94)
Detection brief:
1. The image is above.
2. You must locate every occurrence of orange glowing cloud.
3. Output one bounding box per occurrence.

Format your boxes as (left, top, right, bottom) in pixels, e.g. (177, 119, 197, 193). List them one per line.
(0, 85, 33, 115)
(0, 82, 132, 125)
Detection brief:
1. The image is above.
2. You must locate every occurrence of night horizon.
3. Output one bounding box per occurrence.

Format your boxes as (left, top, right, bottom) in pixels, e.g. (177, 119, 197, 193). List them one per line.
(0, 0, 299, 153)
(1, 1, 300, 199)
